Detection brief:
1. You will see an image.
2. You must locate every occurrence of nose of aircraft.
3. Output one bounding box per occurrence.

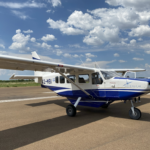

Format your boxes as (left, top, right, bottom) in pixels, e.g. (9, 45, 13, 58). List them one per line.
(141, 78, 150, 84)
(130, 78, 150, 84)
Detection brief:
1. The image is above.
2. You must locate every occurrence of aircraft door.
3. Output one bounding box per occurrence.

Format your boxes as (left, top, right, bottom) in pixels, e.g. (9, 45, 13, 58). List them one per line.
(91, 72, 106, 98)
(77, 74, 92, 97)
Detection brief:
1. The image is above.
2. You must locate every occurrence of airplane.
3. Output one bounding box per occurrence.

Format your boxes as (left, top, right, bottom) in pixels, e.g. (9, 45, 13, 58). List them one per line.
(0, 51, 149, 120)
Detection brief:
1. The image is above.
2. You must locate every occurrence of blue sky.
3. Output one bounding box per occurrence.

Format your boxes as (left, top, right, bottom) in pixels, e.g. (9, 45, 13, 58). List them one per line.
(0, 0, 150, 79)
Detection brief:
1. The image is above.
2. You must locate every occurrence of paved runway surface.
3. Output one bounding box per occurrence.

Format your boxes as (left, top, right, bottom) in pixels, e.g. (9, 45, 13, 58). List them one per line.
(0, 87, 150, 150)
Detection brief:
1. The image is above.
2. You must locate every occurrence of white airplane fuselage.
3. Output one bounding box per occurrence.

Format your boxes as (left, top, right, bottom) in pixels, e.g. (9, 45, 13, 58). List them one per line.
(41, 70, 150, 108)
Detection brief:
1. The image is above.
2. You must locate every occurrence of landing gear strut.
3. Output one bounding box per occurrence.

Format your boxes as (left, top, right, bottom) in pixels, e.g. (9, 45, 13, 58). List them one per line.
(66, 97, 81, 117)
(129, 100, 141, 120)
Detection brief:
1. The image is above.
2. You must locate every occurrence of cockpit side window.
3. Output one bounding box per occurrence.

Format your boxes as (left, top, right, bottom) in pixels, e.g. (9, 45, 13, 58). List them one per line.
(55, 76, 58, 83)
(92, 72, 103, 84)
(60, 76, 65, 83)
(67, 75, 76, 83)
(101, 71, 121, 80)
(78, 74, 89, 83)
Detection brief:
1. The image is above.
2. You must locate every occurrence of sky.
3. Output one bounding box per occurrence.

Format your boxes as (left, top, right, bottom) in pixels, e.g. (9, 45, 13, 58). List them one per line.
(0, 0, 150, 79)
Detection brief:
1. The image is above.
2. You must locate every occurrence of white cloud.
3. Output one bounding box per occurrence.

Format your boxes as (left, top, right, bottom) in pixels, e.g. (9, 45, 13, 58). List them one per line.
(119, 60, 126, 63)
(69, 44, 84, 48)
(130, 39, 136, 45)
(54, 45, 60, 48)
(86, 58, 92, 62)
(141, 44, 150, 49)
(46, 1, 150, 47)
(41, 34, 56, 41)
(63, 53, 72, 58)
(138, 38, 143, 41)
(41, 42, 51, 49)
(114, 53, 119, 57)
(9, 29, 30, 50)
(129, 25, 150, 37)
(48, 0, 61, 7)
(23, 30, 33, 34)
(0, 69, 7, 76)
(133, 57, 144, 61)
(145, 51, 150, 54)
(47, 18, 85, 35)
(88, 7, 139, 30)
(105, 0, 150, 11)
(80, 60, 116, 68)
(36, 43, 41, 47)
(85, 53, 96, 57)
(67, 11, 101, 31)
(12, 10, 29, 20)
(56, 50, 63, 56)
(0, 2, 46, 9)
(30, 37, 36, 42)
(0, 44, 5, 49)
(83, 26, 119, 46)
(73, 54, 79, 58)
(46, 10, 51, 13)
(16, 29, 21, 33)
(0, 50, 7, 54)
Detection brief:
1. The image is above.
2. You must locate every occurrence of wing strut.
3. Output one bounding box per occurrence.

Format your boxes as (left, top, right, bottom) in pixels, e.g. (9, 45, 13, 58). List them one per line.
(55, 68, 93, 99)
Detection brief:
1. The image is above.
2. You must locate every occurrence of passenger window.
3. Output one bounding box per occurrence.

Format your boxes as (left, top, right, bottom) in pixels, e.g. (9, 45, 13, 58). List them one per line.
(67, 75, 76, 83)
(92, 72, 103, 84)
(60, 76, 65, 83)
(55, 76, 58, 83)
(79, 74, 89, 83)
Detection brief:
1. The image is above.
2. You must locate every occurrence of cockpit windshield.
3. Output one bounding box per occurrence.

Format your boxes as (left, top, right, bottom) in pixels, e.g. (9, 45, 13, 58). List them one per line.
(101, 70, 122, 80)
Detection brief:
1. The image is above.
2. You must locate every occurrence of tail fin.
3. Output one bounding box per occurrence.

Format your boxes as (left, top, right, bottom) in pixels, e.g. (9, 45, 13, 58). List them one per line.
(31, 51, 42, 83)
(32, 51, 40, 60)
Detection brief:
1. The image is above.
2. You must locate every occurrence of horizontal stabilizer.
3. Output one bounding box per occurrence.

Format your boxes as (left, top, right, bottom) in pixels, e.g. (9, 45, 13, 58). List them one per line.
(10, 74, 42, 80)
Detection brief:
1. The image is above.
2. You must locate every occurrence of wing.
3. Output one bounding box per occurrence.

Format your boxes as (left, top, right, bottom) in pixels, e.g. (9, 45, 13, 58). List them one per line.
(0, 54, 146, 74)
(112, 69, 146, 73)
(0, 55, 95, 73)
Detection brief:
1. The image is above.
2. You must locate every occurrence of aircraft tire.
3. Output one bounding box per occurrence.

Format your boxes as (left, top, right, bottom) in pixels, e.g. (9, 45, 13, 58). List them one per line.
(66, 104, 76, 117)
(101, 103, 110, 109)
(129, 107, 141, 120)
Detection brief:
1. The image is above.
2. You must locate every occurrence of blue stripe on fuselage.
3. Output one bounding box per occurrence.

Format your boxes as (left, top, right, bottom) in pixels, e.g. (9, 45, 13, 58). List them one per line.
(43, 85, 148, 100)
(68, 98, 106, 108)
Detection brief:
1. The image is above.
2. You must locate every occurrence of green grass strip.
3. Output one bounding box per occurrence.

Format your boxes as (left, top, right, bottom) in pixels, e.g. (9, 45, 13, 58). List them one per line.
(0, 82, 41, 87)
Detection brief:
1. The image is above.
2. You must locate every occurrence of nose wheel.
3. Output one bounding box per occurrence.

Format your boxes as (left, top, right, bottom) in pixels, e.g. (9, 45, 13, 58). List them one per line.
(129, 107, 141, 120)
(129, 100, 142, 120)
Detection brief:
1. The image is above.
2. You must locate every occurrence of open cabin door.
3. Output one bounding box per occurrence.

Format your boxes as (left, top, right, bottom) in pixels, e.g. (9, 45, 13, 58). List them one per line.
(91, 72, 106, 98)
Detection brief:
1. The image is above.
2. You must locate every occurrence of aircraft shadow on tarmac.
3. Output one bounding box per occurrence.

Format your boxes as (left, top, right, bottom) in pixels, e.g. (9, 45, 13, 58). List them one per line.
(1, 97, 150, 150)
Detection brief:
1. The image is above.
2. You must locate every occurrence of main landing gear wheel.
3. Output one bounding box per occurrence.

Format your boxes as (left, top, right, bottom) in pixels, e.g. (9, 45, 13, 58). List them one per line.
(66, 105, 76, 117)
(129, 107, 141, 120)
(101, 103, 110, 109)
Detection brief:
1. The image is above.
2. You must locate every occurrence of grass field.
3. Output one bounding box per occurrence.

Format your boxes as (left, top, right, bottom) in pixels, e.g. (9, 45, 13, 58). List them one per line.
(0, 80, 41, 87)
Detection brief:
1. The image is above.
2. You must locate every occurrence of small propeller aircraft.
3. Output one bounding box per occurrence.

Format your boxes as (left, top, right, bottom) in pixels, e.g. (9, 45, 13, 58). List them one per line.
(0, 52, 149, 120)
